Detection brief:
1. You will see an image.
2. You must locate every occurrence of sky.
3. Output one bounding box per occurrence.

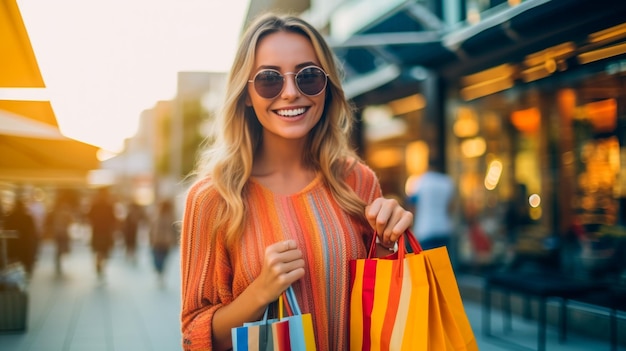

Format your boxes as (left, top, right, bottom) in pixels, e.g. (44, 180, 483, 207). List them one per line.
(15, 0, 250, 153)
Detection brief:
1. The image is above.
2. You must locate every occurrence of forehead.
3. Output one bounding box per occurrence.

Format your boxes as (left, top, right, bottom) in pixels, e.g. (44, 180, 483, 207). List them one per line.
(254, 31, 319, 69)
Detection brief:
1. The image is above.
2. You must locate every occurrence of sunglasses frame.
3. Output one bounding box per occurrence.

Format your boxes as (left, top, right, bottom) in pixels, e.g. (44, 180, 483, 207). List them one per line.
(248, 65, 329, 99)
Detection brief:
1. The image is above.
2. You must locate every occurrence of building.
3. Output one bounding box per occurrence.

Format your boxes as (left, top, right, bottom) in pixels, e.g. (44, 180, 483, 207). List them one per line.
(101, 71, 227, 217)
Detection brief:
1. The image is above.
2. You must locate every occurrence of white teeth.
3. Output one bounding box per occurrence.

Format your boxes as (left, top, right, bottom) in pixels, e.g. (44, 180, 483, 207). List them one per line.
(276, 107, 306, 117)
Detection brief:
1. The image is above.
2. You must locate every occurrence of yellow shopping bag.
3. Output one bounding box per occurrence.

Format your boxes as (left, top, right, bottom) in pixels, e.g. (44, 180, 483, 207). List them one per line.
(349, 231, 478, 351)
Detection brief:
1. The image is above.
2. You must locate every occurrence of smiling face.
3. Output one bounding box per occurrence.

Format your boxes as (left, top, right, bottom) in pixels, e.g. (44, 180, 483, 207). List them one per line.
(246, 31, 326, 144)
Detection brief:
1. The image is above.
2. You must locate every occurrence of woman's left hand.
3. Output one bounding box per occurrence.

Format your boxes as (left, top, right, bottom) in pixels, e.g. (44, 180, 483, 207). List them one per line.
(365, 197, 413, 247)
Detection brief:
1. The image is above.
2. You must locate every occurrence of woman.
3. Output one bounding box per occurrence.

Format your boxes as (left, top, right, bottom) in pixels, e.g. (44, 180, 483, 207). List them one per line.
(180, 13, 413, 351)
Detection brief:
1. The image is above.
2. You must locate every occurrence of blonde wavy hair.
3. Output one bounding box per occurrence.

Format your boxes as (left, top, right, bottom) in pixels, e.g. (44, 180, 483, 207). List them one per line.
(191, 13, 368, 244)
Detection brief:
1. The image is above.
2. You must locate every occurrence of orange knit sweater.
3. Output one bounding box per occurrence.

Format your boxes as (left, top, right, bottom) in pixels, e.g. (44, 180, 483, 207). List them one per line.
(180, 162, 381, 350)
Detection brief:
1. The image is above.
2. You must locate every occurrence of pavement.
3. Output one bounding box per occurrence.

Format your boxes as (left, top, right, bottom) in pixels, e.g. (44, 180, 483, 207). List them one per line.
(0, 232, 619, 351)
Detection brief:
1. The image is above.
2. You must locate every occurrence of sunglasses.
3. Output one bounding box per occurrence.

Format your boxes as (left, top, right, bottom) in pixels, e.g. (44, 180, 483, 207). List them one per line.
(248, 65, 328, 99)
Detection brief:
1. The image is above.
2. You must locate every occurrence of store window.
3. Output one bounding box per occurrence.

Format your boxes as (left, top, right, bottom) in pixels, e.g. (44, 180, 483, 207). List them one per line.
(562, 71, 625, 279)
(362, 94, 427, 202)
(447, 91, 538, 271)
(448, 60, 626, 279)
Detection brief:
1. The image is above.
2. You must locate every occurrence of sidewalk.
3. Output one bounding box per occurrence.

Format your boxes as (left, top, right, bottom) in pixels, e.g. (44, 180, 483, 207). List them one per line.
(1, 236, 618, 351)
(0, 236, 181, 351)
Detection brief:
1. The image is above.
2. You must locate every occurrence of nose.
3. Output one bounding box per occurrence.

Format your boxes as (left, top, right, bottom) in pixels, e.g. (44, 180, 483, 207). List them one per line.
(280, 72, 300, 99)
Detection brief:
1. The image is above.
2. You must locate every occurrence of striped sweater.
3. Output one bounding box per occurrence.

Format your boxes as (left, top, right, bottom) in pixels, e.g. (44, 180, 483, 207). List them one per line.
(180, 161, 381, 350)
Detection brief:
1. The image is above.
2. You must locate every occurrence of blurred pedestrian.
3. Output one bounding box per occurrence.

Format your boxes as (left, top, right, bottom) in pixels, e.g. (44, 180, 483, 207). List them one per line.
(179, 13, 413, 350)
(123, 201, 144, 264)
(149, 199, 177, 287)
(504, 182, 531, 246)
(408, 159, 456, 250)
(4, 198, 38, 276)
(87, 187, 117, 279)
(26, 188, 47, 240)
(49, 191, 75, 276)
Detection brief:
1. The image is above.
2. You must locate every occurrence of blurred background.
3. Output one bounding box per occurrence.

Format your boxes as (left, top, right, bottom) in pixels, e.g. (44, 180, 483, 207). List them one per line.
(1, 0, 626, 350)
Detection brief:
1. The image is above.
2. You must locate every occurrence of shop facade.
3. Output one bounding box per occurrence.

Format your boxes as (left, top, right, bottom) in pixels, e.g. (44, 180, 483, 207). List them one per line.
(329, 0, 626, 278)
(448, 56, 626, 275)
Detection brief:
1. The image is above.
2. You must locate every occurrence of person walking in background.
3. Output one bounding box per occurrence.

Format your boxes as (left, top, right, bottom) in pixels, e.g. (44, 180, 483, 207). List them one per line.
(149, 199, 177, 287)
(179, 13, 413, 351)
(123, 201, 144, 264)
(26, 188, 47, 241)
(408, 159, 456, 250)
(4, 198, 38, 276)
(87, 187, 117, 280)
(49, 191, 75, 276)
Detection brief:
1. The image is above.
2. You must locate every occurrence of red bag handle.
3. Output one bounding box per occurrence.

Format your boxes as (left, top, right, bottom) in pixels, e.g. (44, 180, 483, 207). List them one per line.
(368, 229, 423, 259)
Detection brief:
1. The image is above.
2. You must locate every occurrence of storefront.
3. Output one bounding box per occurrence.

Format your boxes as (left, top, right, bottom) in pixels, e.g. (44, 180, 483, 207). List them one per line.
(447, 50, 626, 276)
(331, 0, 626, 277)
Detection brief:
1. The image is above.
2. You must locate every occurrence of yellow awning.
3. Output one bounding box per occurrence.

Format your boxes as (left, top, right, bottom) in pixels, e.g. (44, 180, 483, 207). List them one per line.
(0, 0, 45, 88)
(0, 103, 100, 184)
(0, 100, 57, 126)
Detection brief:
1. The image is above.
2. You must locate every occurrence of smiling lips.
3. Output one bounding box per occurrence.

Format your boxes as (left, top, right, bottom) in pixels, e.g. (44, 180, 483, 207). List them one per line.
(276, 107, 307, 117)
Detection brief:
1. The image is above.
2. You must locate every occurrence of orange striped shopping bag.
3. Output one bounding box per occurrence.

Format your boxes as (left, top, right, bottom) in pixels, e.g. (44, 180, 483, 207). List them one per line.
(349, 231, 478, 351)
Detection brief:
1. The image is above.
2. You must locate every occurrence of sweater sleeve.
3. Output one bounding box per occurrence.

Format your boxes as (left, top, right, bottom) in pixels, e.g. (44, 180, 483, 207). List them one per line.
(180, 179, 232, 351)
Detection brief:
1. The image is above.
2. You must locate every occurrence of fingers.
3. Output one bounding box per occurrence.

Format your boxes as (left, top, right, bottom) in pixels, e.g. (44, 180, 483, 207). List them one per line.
(260, 240, 305, 298)
(281, 239, 296, 252)
(366, 197, 413, 245)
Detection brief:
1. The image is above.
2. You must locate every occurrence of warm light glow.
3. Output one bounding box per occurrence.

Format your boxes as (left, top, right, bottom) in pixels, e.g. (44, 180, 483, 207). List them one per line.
(530, 207, 542, 220)
(520, 59, 557, 83)
(528, 194, 541, 208)
(511, 108, 541, 134)
(578, 42, 626, 65)
(405, 141, 429, 176)
(17, 0, 249, 152)
(585, 99, 617, 132)
(388, 94, 426, 115)
(557, 89, 576, 120)
(369, 148, 403, 168)
(461, 64, 515, 87)
(405, 174, 421, 197)
(588, 23, 626, 43)
(460, 137, 486, 158)
(523, 42, 575, 67)
(453, 107, 479, 138)
(484, 160, 503, 190)
(460, 76, 514, 101)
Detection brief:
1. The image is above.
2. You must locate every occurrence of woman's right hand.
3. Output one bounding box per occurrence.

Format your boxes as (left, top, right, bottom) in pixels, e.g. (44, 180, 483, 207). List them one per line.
(254, 239, 305, 304)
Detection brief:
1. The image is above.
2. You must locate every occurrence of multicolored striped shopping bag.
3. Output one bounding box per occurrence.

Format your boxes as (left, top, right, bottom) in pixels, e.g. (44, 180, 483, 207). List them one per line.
(349, 231, 478, 351)
(231, 285, 317, 351)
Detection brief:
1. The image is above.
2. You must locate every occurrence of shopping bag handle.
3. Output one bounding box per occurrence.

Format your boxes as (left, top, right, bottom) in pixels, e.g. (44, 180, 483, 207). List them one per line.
(368, 230, 423, 259)
(279, 285, 302, 319)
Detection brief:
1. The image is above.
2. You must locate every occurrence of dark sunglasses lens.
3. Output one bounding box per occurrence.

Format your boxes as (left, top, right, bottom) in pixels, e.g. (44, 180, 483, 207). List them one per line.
(297, 67, 327, 96)
(254, 71, 284, 98)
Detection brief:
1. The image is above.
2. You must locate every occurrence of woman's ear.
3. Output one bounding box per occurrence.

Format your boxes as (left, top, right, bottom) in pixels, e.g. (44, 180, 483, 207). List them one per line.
(245, 94, 252, 106)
